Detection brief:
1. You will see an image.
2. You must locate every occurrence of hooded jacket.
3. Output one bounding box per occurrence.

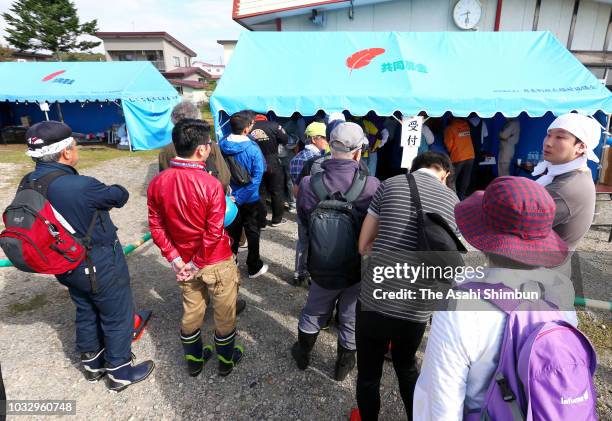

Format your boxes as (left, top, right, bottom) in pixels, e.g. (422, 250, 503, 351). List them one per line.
(219, 134, 266, 205)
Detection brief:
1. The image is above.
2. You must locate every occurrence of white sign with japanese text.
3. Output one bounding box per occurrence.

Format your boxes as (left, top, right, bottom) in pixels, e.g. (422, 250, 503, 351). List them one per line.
(400, 115, 423, 169)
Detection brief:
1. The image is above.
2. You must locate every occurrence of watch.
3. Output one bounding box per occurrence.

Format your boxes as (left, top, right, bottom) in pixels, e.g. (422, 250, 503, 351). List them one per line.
(453, 0, 482, 30)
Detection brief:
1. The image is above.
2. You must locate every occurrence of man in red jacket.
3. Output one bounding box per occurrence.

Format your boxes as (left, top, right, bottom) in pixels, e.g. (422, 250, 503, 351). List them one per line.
(147, 119, 244, 377)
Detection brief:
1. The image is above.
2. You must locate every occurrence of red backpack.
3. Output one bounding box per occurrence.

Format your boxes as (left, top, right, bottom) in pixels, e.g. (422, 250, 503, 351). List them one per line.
(0, 170, 96, 277)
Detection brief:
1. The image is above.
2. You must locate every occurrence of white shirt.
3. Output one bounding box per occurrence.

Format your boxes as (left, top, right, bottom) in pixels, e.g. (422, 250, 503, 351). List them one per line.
(413, 268, 577, 420)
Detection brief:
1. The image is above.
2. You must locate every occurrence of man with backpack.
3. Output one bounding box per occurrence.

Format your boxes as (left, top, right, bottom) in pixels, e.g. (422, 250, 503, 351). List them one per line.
(148, 119, 244, 378)
(355, 152, 459, 421)
(291, 122, 379, 381)
(413, 177, 595, 420)
(11, 121, 154, 391)
(250, 113, 289, 228)
(219, 111, 268, 279)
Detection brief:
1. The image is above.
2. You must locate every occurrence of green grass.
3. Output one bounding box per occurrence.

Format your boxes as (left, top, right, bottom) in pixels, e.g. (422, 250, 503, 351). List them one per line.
(0, 144, 159, 185)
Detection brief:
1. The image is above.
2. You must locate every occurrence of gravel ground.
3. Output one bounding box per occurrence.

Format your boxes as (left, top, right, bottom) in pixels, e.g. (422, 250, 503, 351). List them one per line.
(0, 156, 611, 420)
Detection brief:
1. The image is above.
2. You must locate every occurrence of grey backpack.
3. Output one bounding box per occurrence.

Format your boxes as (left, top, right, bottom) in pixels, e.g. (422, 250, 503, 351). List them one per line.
(307, 171, 367, 289)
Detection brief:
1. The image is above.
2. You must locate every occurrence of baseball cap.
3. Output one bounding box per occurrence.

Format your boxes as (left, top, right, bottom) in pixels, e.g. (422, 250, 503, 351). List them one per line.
(548, 113, 603, 163)
(304, 122, 326, 138)
(25, 121, 74, 158)
(329, 122, 367, 152)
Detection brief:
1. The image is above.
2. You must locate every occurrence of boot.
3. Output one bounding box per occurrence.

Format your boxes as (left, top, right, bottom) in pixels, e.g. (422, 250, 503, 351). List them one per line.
(214, 330, 244, 377)
(180, 330, 213, 377)
(334, 342, 356, 381)
(106, 357, 155, 392)
(81, 348, 106, 382)
(291, 330, 318, 370)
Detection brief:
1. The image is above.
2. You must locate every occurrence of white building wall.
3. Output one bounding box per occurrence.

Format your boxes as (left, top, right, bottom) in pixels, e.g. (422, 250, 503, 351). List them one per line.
(572, 0, 611, 50)
(181, 87, 208, 105)
(498, 0, 537, 31)
(162, 40, 191, 70)
(536, 0, 575, 46)
(281, 0, 499, 32)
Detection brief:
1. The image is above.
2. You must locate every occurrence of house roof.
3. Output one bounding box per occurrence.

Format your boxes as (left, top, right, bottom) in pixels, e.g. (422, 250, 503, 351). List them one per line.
(95, 31, 197, 57)
(168, 79, 207, 90)
(193, 61, 225, 68)
(5, 48, 52, 59)
(232, 0, 392, 27)
(162, 66, 220, 80)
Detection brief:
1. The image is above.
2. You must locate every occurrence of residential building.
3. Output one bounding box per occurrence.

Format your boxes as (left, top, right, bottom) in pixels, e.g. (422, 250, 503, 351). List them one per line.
(95, 31, 196, 72)
(193, 61, 226, 76)
(163, 67, 219, 105)
(232, 0, 612, 85)
(217, 40, 238, 65)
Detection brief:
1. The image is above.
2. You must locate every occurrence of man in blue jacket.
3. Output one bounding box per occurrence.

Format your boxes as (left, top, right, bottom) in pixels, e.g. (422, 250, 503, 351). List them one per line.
(219, 111, 268, 278)
(24, 121, 154, 391)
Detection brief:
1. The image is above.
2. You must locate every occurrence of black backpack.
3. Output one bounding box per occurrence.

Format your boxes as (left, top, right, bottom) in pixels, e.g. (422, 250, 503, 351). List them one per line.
(223, 154, 251, 187)
(307, 171, 367, 289)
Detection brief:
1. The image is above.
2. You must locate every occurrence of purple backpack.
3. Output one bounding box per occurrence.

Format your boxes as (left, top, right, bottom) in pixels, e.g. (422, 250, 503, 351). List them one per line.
(461, 282, 598, 421)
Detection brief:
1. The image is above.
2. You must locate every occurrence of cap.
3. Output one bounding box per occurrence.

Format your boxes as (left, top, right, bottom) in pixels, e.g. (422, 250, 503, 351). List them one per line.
(304, 122, 327, 138)
(329, 122, 367, 152)
(25, 121, 74, 158)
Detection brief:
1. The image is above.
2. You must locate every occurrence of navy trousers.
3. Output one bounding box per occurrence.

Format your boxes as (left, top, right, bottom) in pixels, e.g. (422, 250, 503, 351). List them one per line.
(57, 241, 134, 367)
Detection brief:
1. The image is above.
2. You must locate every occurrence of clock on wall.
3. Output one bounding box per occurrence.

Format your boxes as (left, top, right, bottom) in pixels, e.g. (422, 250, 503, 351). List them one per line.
(453, 0, 482, 30)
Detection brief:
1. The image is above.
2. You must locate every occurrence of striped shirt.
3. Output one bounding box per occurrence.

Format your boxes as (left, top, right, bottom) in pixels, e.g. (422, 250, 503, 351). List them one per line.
(360, 169, 459, 322)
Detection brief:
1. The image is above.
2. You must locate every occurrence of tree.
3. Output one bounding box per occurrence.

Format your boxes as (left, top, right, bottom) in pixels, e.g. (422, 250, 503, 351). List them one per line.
(2, 0, 100, 60)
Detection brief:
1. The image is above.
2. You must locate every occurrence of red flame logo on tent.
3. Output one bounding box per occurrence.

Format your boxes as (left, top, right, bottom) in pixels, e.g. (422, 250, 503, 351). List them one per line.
(42, 70, 66, 82)
(346, 48, 385, 75)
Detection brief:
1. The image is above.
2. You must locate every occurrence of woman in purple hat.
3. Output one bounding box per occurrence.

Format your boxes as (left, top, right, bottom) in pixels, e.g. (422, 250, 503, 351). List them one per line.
(412, 176, 579, 420)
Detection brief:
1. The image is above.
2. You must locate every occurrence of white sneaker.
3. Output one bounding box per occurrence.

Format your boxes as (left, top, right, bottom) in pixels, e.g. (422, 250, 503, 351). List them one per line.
(248, 264, 268, 279)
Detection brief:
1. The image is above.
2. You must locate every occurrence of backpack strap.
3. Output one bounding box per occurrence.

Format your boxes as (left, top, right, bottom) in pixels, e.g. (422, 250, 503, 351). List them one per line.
(457, 282, 523, 314)
(311, 172, 330, 201)
(406, 173, 426, 243)
(344, 171, 368, 203)
(19, 170, 69, 197)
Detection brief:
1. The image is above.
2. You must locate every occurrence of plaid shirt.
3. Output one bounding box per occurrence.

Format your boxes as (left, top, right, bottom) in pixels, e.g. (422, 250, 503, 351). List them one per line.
(289, 145, 322, 184)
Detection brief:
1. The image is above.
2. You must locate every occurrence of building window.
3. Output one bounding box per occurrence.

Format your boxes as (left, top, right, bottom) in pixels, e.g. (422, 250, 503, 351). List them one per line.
(184, 57, 189, 67)
(173, 56, 180, 67)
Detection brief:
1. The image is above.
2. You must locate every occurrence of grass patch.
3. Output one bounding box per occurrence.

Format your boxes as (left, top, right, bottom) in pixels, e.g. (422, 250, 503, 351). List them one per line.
(8, 293, 47, 316)
(0, 144, 160, 186)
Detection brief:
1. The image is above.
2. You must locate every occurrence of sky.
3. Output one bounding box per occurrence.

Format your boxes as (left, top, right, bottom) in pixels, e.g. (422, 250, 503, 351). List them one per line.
(0, 0, 245, 64)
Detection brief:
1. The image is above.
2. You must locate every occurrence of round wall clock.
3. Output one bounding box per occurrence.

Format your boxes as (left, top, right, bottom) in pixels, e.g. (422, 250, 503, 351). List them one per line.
(453, 0, 482, 30)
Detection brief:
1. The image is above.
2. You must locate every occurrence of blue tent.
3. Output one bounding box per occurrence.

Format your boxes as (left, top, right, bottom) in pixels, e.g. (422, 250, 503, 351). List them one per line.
(0, 61, 180, 150)
(211, 31, 612, 179)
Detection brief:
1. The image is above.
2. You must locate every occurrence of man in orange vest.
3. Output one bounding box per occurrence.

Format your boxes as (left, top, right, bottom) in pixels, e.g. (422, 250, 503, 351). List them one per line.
(444, 118, 475, 199)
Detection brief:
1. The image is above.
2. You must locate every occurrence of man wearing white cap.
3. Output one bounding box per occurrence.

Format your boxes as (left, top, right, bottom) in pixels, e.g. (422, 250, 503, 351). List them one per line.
(533, 112, 602, 249)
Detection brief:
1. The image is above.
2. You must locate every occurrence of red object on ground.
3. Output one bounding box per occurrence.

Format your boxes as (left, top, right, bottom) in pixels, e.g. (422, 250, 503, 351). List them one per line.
(133, 310, 152, 342)
(349, 407, 361, 421)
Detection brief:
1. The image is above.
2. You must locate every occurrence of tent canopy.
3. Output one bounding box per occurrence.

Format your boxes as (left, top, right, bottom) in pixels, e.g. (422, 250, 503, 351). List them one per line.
(0, 61, 180, 150)
(211, 31, 612, 130)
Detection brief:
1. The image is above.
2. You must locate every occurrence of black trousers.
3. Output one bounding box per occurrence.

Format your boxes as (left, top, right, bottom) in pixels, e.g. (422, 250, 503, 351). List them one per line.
(356, 304, 427, 421)
(259, 159, 285, 226)
(453, 158, 474, 200)
(227, 201, 263, 275)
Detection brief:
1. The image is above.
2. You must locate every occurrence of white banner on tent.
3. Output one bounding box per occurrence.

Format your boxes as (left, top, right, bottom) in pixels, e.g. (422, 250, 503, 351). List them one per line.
(400, 115, 423, 169)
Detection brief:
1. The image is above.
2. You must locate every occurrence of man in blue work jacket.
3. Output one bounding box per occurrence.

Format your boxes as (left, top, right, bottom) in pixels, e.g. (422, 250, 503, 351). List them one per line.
(219, 111, 268, 278)
(24, 121, 154, 391)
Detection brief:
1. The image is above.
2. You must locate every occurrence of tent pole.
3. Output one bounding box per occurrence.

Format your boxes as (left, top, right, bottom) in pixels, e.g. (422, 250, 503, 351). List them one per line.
(56, 102, 64, 122)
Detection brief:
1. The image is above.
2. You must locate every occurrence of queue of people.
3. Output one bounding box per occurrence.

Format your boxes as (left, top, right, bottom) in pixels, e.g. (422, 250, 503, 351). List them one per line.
(3, 102, 602, 420)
